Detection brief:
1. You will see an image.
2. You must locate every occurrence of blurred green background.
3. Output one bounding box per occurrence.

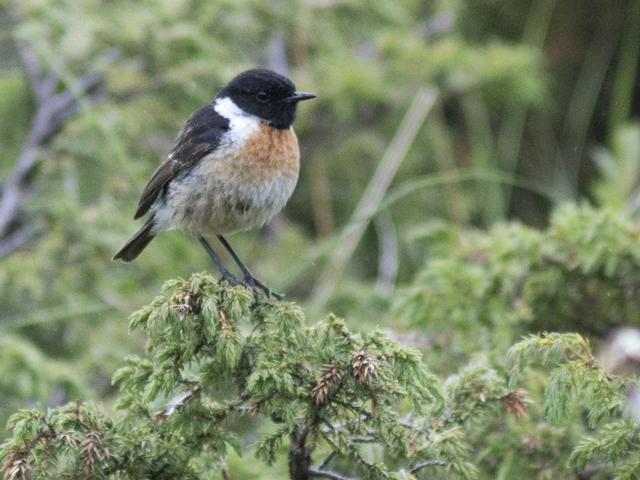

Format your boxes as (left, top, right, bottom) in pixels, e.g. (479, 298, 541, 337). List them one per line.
(2, 0, 640, 477)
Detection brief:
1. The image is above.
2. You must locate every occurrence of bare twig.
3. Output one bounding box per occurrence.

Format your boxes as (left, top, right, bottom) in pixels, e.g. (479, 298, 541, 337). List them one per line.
(350, 435, 377, 443)
(220, 455, 231, 480)
(308, 467, 360, 480)
(321, 415, 368, 432)
(408, 459, 446, 473)
(421, 12, 455, 39)
(0, 41, 104, 252)
(398, 457, 446, 478)
(427, 102, 467, 224)
(19, 42, 57, 105)
(396, 418, 422, 431)
(267, 35, 289, 76)
(316, 450, 336, 470)
(373, 210, 398, 295)
(0, 225, 37, 258)
(310, 88, 438, 309)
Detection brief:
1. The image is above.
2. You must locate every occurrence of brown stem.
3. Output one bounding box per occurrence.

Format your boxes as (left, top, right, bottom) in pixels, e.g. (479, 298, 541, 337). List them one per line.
(288, 425, 313, 480)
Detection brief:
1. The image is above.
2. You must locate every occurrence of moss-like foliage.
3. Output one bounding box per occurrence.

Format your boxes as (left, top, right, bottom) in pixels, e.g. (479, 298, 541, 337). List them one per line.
(1, 275, 485, 480)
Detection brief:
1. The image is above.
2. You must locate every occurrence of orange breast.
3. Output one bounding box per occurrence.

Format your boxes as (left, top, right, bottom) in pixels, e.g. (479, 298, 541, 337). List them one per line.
(237, 124, 300, 182)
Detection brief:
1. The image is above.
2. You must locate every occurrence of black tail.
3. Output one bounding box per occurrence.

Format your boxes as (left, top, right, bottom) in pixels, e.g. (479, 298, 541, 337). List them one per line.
(113, 215, 156, 262)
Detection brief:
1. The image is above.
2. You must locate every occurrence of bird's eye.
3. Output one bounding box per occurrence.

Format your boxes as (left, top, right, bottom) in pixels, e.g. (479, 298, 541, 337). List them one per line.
(256, 92, 270, 103)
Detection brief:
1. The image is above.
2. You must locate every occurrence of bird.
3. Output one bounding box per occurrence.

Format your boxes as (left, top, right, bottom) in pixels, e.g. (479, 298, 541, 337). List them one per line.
(113, 68, 316, 299)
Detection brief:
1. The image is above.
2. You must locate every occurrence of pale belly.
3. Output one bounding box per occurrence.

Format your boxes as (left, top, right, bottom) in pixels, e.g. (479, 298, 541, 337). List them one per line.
(152, 153, 298, 236)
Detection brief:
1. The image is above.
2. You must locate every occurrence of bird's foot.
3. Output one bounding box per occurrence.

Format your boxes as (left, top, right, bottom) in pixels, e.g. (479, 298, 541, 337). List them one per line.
(241, 275, 283, 301)
(218, 272, 241, 287)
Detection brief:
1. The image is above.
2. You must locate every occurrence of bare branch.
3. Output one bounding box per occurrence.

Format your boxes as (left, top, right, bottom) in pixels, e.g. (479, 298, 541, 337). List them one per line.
(350, 436, 377, 443)
(373, 210, 398, 295)
(316, 450, 336, 470)
(322, 415, 368, 432)
(18, 41, 57, 105)
(0, 225, 37, 258)
(267, 35, 289, 77)
(220, 456, 231, 480)
(310, 88, 438, 308)
(309, 467, 360, 480)
(408, 459, 446, 473)
(0, 41, 104, 248)
(26, 70, 104, 146)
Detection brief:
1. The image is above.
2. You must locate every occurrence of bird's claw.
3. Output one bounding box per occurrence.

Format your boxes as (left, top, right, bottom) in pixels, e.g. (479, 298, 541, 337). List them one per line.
(218, 272, 240, 287)
(241, 275, 283, 301)
(217, 272, 282, 300)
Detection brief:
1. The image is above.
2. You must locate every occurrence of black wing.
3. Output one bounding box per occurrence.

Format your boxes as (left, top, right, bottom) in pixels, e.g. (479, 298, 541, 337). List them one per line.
(133, 104, 230, 220)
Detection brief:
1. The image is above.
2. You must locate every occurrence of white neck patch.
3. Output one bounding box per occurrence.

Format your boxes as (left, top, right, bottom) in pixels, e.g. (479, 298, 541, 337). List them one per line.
(214, 97, 260, 146)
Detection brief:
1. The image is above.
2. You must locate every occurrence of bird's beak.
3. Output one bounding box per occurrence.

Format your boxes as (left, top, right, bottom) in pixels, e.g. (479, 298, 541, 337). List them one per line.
(286, 91, 317, 102)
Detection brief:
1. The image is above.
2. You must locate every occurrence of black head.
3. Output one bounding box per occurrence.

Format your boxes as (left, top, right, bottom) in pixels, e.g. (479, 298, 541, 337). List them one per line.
(216, 68, 316, 129)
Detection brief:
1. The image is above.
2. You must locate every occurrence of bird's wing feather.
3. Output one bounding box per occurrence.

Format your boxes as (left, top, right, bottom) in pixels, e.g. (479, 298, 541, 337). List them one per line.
(134, 103, 230, 220)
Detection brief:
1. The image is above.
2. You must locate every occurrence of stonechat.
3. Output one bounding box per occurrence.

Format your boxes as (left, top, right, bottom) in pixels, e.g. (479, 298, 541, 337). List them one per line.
(113, 68, 316, 299)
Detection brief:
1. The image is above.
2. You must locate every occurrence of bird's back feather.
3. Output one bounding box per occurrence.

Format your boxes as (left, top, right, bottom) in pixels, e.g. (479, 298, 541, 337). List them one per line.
(134, 104, 229, 220)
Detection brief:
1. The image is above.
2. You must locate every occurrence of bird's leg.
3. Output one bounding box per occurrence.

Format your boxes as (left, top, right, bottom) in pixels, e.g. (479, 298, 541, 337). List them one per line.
(198, 237, 240, 287)
(217, 235, 283, 300)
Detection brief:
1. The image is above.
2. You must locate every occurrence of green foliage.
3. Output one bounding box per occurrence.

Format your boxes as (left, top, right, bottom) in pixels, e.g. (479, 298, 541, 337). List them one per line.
(0, 335, 81, 436)
(2, 274, 490, 480)
(0, 0, 549, 437)
(592, 123, 640, 213)
(6, 206, 640, 478)
(506, 333, 640, 479)
(508, 333, 624, 427)
(385, 204, 640, 479)
(393, 203, 640, 370)
(3, 0, 640, 478)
